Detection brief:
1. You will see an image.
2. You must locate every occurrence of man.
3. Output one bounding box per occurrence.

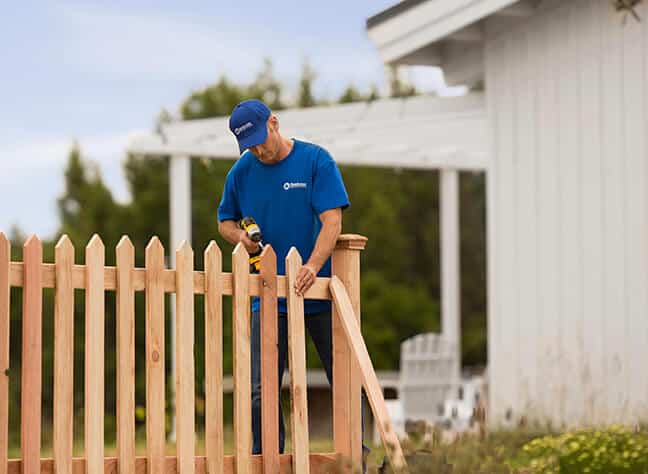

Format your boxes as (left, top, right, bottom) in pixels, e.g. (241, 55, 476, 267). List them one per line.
(217, 99, 362, 459)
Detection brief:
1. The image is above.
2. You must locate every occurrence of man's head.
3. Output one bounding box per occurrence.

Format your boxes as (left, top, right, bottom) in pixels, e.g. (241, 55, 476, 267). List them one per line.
(229, 99, 285, 164)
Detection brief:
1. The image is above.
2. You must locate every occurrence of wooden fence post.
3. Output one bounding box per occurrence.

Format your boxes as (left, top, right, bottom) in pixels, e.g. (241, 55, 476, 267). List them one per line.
(116, 236, 136, 474)
(332, 234, 367, 470)
(232, 243, 252, 474)
(21, 236, 42, 474)
(54, 235, 75, 474)
(285, 248, 310, 474)
(0, 234, 10, 474)
(204, 241, 224, 474)
(85, 234, 105, 474)
(176, 242, 195, 474)
(145, 237, 166, 474)
(259, 246, 279, 474)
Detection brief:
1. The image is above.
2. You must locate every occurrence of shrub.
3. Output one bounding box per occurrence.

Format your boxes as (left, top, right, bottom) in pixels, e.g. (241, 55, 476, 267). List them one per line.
(514, 425, 648, 473)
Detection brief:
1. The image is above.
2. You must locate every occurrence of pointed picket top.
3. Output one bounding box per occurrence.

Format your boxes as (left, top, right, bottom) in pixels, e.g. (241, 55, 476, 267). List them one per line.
(260, 244, 277, 261)
(0, 232, 9, 268)
(55, 235, 74, 271)
(285, 246, 303, 266)
(175, 240, 193, 259)
(86, 234, 105, 252)
(24, 234, 42, 250)
(260, 245, 277, 288)
(145, 236, 165, 262)
(232, 242, 249, 267)
(204, 240, 222, 261)
(232, 241, 248, 256)
(116, 235, 135, 257)
(55, 234, 73, 253)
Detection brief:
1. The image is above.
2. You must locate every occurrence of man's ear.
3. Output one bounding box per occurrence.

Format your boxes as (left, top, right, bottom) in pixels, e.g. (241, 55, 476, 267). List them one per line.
(269, 114, 279, 132)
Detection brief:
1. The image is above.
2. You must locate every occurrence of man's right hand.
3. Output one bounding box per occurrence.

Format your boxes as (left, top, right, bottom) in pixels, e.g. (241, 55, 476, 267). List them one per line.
(239, 229, 260, 254)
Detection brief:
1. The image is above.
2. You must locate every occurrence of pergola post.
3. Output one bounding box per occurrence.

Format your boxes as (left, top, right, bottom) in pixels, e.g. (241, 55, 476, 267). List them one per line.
(169, 154, 192, 441)
(440, 169, 461, 387)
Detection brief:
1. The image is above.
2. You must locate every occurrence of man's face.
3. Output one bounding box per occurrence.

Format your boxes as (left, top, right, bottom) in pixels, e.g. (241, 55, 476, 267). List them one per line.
(248, 117, 281, 164)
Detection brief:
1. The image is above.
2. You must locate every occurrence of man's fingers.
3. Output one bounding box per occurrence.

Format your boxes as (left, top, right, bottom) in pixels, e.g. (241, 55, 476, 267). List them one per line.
(294, 267, 315, 296)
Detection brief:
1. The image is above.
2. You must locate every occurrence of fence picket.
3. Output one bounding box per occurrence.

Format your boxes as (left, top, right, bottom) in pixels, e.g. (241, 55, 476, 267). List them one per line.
(0, 234, 10, 474)
(204, 241, 224, 474)
(116, 236, 136, 474)
(85, 235, 105, 473)
(54, 236, 74, 474)
(21, 236, 42, 474)
(259, 246, 279, 474)
(285, 248, 310, 474)
(176, 242, 195, 474)
(232, 243, 252, 474)
(145, 237, 166, 474)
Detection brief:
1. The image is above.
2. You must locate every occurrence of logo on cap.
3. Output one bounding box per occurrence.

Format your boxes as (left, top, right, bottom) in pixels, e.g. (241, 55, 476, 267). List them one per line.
(234, 122, 253, 136)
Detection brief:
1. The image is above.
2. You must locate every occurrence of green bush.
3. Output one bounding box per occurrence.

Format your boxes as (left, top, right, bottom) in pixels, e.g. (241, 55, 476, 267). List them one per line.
(514, 425, 648, 473)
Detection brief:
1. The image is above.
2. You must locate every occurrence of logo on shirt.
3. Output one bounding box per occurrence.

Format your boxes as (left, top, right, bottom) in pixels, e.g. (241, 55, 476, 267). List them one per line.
(234, 122, 253, 136)
(283, 182, 307, 191)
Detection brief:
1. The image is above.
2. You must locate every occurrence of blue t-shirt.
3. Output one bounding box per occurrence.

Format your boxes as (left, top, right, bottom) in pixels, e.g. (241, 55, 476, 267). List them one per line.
(218, 139, 350, 314)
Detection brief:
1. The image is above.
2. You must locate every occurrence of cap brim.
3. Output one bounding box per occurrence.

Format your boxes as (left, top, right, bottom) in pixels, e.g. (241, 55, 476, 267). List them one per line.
(237, 125, 268, 153)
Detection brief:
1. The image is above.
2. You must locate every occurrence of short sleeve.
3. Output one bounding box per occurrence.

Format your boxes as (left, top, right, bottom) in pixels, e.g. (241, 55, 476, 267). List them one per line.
(311, 148, 350, 215)
(217, 169, 242, 222)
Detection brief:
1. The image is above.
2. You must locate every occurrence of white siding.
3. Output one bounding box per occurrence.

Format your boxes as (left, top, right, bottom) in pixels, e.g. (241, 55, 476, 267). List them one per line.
(486, 0, 648, 427)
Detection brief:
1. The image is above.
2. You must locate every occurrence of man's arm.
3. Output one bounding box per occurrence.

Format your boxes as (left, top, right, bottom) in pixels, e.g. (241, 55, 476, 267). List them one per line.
(294, 207, 342, 296)
(218, 219, 260, 254)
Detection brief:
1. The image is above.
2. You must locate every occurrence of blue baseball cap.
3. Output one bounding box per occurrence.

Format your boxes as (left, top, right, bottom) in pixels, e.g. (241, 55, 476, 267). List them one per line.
(229, 99, 271, 153)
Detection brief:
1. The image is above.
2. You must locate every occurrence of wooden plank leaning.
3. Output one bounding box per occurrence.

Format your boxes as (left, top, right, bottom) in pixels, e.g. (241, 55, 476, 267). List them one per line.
(232, 243, 252, 474)
(204, 241, 224, 474)
(21, 236, 43, 474)
(259, 246, 279, 474)
(285, 248, 310, 474)
(0, 234, 9, 474)
(329, 276, 408, 472)
(176, 242, 196, 474)
(54, 236, 75, 474)
(145, 237, 166, 474)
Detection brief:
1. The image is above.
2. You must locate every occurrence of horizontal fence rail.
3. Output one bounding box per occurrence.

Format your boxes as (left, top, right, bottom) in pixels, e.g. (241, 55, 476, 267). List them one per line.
(0, 232, 405, 474)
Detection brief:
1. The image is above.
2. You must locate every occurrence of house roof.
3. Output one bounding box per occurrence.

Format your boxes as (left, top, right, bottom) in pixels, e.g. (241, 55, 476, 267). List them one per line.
(127, 92, 489, 171)
(366, 0, 427, 29)
(365, 0, 538, 85)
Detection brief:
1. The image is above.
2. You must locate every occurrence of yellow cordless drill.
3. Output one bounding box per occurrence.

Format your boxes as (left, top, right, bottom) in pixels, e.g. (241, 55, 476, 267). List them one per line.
(238, 216, 264, 273)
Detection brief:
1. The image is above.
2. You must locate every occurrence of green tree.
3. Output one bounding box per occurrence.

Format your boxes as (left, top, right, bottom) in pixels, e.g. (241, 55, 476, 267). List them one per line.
(338, 83, 365, 104)
(249, 57, 284, 110)
(180, 76, 248, 120)
(388, 66, 417, 98)
(297, 58, 317, 108)
(57, 143, 127, 260)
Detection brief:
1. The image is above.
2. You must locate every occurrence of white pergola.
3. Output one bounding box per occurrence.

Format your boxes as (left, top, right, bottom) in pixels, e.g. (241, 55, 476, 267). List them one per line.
(127, 91, 490, 433)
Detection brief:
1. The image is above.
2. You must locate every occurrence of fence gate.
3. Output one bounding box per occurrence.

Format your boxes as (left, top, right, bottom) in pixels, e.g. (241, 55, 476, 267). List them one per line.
(0, 232, 405, 474)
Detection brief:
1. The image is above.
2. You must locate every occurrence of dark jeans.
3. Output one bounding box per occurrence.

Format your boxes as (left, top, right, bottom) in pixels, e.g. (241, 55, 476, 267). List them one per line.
(250, 310, 367, 455)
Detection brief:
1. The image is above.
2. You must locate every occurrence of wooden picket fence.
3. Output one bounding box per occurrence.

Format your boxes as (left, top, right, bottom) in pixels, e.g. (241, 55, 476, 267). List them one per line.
(0, 232, 405, 474)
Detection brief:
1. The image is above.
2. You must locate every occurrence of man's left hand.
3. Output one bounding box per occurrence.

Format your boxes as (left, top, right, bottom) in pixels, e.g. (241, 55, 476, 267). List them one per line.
(294, 263, 318, 296)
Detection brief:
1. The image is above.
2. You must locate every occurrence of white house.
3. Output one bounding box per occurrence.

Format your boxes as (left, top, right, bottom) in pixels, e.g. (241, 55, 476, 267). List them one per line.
(368, 0, 648, 428)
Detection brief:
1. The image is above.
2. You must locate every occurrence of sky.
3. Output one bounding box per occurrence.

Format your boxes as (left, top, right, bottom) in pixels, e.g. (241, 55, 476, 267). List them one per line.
(1, 0, 454, 239)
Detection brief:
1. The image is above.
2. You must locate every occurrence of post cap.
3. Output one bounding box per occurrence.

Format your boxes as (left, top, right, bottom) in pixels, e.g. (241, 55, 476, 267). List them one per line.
(335, 234, 368, 251)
